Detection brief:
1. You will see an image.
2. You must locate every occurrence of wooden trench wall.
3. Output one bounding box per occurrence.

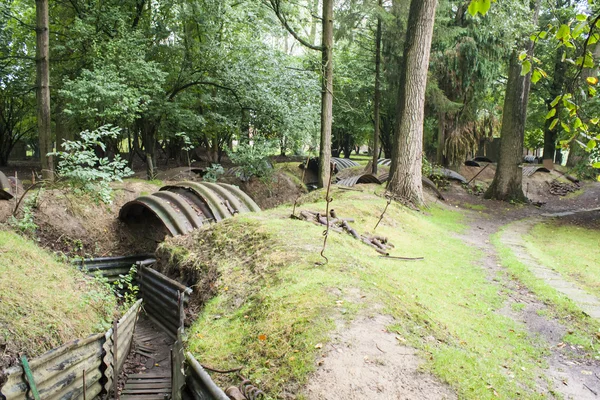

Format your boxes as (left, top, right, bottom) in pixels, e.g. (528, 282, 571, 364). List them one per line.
(0, 259, 228, 400)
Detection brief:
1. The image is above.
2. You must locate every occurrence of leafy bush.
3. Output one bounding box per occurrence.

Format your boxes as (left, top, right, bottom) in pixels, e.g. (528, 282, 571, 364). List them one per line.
(228, 140, 275, 181)
(51, 125, 133, 204)
(8, 189, 41, 234)
(203, 164, 225, 182)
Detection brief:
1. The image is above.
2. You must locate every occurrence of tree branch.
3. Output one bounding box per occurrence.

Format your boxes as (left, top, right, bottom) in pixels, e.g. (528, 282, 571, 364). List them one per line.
(264, 0, 323, 51)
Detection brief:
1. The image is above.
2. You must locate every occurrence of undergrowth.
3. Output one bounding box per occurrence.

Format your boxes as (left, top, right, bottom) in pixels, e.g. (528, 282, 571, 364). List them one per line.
(159, 186, 566, 399)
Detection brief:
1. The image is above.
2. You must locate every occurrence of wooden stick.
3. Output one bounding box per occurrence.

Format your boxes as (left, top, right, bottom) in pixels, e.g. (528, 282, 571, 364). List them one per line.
(378, 255, 424, 261)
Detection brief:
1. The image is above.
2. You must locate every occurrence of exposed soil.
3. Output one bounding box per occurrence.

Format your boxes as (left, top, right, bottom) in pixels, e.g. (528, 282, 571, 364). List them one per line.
(305, 314, 456, 400)
(221, 171, 306, 210)
(23, 181, 162, 257)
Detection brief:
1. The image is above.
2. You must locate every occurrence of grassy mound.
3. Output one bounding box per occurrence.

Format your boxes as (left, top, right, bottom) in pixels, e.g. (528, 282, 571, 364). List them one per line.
(158, 186, 556, 399)
(0, 230, 117, 372)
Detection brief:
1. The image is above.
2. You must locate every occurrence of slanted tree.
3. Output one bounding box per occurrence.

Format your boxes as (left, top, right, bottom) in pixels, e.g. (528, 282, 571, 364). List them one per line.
(387, 0, 438, 205)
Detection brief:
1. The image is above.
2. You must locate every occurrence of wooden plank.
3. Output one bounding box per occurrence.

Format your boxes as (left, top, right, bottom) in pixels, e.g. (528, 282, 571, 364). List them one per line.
(122, 388, 171, 394)
(124, 383, 170, 390)
(127, 373, 170, 379)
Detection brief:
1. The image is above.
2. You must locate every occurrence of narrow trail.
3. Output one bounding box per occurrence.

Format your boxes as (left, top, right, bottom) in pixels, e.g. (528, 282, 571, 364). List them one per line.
(456, 199, 600, 399)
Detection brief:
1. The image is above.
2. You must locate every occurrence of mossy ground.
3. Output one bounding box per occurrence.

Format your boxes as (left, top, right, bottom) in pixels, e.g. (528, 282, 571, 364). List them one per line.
(160, 186, 568, 399)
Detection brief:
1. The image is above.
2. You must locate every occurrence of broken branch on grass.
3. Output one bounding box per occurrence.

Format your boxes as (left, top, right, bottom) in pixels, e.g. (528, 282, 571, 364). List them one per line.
(378, 255, 424, 261)
(374, 193, 392, 230)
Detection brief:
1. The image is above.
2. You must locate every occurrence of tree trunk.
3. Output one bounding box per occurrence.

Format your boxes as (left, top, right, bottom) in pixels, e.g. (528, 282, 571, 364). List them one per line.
(542, 49, 566, 169)
(387, 0, 438, 205)
(36, 0, 54, 180)
(484, 50, 530, 202)
(485, 1, 539, 201)
(318, 0, 333, 188)
(372, 0, 382, 175)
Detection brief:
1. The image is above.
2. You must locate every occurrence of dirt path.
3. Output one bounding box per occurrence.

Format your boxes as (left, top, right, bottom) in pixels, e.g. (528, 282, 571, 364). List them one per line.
(456, 203, 600, 399)
(304, 314, 456, 400)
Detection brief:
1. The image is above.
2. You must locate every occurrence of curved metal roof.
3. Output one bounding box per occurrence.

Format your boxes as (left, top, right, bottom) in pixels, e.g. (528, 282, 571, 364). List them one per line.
(0, 171, 13, 200)
(332, 157, 360, 170)
(337, 174, 384, 187)
(119, 182, 260, 236)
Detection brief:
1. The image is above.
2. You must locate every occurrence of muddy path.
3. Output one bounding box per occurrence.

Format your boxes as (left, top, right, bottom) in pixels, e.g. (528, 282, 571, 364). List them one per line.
(448, 183, 600, 399)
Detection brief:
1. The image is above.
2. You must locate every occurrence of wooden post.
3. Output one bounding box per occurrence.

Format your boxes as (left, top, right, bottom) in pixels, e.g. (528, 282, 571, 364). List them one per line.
(83, 369, 87, 400)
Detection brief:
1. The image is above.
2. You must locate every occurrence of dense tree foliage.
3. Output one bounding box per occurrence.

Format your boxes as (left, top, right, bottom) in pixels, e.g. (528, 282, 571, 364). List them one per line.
(2, 0, 600, 202)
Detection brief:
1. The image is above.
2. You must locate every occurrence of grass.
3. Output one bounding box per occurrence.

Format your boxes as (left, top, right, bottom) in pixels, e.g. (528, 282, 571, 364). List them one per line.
(0, 230, 117, 362)
(492, 226, 600, 353)
(162, 186, 562, 399)
(526, 222, 600, 299)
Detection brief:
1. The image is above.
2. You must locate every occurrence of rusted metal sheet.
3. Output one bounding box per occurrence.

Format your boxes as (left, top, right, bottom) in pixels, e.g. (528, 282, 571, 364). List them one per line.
(184, 353, 230, 400)
(331, 157, 359, 170)
(120, 182, 260, 236)
(103, 299, 143, 395)
(137, 265, 192, 338)
(0, 171, 13, 200)
(523, 165, 550, 177)
(431, 167, 467, 184)
(1, 332, 105, 400)
(73, 254, 155, 283)
(337, 174, 383, 187)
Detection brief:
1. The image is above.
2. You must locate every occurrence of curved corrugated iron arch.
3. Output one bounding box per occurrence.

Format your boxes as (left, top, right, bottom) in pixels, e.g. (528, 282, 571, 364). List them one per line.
(337, 174, 383, 187)
(0, 171, 13, 200)
(332, 157, 360, 170)
(119, 182, 260, 236)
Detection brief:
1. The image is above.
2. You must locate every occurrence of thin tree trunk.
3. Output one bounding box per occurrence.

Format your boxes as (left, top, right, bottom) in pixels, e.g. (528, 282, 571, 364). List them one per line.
(372, 0, 382, 175)
(436, 111, 445, 165)
(36, 0, 53, 180)
(318, 0, 333, 188)
(542, 48, 566, 169)
(387, 0, 438, 205)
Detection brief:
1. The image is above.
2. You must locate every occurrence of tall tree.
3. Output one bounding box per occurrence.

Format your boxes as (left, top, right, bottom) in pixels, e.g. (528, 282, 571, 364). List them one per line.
(372, 0, 383, 174)
(387, 0, 438, 205)
(265, 0, 333, 187)
(485, 1, 540, 201)
(35, 0, 53, 179)
(320, 0, 334, 187)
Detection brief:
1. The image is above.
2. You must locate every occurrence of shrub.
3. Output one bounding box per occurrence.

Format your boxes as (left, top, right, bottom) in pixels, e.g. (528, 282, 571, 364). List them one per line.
(51, 125, 133, 204)
(203, 164, 225, 182)
(228, 139, 275, 181)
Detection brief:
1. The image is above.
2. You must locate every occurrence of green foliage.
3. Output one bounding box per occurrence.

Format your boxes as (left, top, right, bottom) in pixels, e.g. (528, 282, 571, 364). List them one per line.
(51, 125, 133, 204)
(228, 140, 276, 180)
(8, 190, 41, 235)
(203, 164, 225, 183)
(114, 266, 139, 309)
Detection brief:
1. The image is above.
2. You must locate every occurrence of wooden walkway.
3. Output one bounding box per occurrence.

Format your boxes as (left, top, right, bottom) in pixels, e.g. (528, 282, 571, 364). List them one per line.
(120, 317, 174, 400)
(121, 373, 171, 399)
